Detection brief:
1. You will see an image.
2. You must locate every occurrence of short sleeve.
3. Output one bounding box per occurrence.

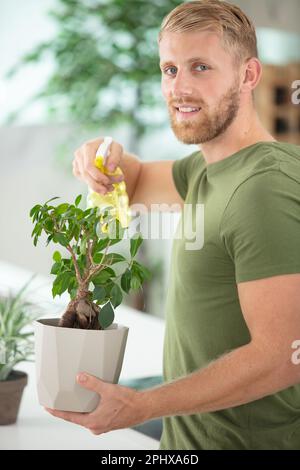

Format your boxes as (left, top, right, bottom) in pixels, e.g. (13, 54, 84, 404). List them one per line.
(220, 170, 300, 283)
(172, 151, 200, 200)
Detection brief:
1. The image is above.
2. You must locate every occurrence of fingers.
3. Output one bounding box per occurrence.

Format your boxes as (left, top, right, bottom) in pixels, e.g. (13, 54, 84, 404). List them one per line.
(83, 150, 112, 189)
(77, 373, 107, 394)
(84, 170, 114, 194)
(46, 407, 104, 435)
(73, 158, 107, 194)
(45, 407, 90, 427)
(72, 138, 124, 194)
(105, 141, 123, 172)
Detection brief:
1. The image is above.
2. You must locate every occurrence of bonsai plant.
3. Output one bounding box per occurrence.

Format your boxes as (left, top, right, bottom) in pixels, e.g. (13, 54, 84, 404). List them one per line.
(0, 276, 40, 425)
(30, 194, 151, 412)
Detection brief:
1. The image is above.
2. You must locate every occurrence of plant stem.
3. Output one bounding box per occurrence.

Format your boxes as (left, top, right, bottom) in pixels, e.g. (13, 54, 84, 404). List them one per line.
(47, 211, 83, 284)
(84, 240, 112, 284)
(66, 244, 83, 284)
(84, 234, 97, 275)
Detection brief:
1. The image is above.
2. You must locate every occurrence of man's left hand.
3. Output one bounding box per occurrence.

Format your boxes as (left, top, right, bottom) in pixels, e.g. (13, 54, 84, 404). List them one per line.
(45, 373, 147, 435)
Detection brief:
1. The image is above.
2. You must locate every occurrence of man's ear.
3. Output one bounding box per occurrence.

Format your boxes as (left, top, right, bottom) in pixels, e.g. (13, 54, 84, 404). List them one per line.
(240, 58, 262, 93)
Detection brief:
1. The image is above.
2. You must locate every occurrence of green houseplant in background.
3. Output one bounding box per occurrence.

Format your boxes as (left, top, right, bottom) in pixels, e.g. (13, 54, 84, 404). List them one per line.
(6, 0, 182, 148)
(0, 277, 39, 425)
(30, 193, 151, 412)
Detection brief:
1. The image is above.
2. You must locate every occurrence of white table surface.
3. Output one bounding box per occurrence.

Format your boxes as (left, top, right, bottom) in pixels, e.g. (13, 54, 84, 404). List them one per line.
(0, 260, 165, 450)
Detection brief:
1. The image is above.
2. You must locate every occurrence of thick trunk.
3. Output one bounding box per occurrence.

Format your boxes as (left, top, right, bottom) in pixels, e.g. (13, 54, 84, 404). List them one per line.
(58, 288, 101, 330)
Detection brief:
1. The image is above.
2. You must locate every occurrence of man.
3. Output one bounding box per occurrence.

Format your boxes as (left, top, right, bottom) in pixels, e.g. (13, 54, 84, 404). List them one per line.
(46, 0, 300, 450)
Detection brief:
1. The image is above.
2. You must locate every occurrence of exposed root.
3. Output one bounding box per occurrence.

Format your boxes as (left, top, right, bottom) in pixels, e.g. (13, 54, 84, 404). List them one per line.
(58, 295, 101, 330)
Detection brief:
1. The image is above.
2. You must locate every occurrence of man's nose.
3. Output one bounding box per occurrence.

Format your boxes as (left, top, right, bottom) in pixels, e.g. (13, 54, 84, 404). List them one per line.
(171, 70, 193, 97)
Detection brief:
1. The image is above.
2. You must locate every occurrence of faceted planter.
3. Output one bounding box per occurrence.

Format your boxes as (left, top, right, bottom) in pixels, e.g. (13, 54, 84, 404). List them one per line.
(34, 318, 129, 412)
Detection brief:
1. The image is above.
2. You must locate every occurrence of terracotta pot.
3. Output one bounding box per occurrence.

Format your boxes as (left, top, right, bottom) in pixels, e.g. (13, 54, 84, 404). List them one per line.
(0, 370, 28, 425)
(34, 318, 129, 412)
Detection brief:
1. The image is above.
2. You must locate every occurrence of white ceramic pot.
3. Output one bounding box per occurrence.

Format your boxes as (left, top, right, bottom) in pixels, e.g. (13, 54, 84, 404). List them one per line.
(34, 318, 129, 412)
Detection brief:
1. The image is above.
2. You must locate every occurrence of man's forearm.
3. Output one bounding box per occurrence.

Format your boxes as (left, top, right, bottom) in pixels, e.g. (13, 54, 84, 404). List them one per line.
(139, 341, 299, 421)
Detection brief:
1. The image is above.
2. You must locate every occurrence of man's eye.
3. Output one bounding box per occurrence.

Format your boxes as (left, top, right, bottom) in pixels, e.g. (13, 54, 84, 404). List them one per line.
(163, 64, 209, 75)
(195, 64, 209, 71)
(164, 66, 177, 75)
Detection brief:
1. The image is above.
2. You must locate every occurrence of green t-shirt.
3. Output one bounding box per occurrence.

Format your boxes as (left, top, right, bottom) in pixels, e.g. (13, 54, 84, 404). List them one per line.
(159, 141, 300, 450)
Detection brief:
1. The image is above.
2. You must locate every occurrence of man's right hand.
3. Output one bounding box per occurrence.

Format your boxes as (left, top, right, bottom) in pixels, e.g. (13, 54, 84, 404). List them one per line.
(72, 137, 183, 210)
(72, 138, 125, 195)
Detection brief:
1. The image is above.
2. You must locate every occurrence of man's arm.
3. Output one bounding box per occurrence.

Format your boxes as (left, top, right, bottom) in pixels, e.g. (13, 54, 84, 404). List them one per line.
(127, 156, 184, 210)
(116, 150, 183, 209)
(73, 138, 183, 211)
(139, 273, 300, 421)
(46, 273, 300, 434)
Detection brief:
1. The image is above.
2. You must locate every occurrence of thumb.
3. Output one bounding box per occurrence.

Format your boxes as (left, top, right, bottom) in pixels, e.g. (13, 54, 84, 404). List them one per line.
(77, 373, 107, 392)
(104, 141, 123, 173)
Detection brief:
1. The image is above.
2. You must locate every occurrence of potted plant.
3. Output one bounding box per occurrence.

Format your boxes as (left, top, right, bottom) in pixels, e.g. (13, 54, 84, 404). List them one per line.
(30, 194, 151, 413)
(0, 276, 39, 425)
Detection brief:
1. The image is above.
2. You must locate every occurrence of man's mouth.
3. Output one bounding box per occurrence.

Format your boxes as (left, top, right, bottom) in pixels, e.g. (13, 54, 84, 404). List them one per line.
(174, 106, 201, 118)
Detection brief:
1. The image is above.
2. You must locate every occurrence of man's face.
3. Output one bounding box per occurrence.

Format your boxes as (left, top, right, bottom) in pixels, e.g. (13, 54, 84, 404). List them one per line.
(159, 30, 242, 144)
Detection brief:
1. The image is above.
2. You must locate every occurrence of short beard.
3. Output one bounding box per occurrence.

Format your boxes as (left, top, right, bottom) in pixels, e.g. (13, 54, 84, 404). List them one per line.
(169, 81, 241, 145)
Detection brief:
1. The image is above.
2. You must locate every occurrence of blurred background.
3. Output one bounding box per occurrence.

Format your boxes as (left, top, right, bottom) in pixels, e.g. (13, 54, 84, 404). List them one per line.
(1, 0, 300, 319)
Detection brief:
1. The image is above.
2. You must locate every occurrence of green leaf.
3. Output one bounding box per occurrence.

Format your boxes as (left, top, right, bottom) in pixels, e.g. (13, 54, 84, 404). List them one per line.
(69, 288, 77, 300)
(83, 208, 93, 217)
(92, 267, 116, 285)
(80, 235, 87, 255)
(61, 258, 72, 269)
(46, 234, 54, 246)
(92, 252, 104, 264)
(45, 196, 60, 205)
(131, 260, 152, 282)
(54, 233, 69, 247)
(50, 262, 61, 275)
(56, 203, 69, 215)
(130, 274, 141, 291)
(95, 238, 110, 252)
(53, 250, 62, 262)
(29, 204, 41, 217)
(105, 253, 126, 264)
(67, 277, 78, 300)
(52, 284, 59, 298)
(71, 224, 80, 241)
(60, 272, 73, 292)
(32, 210, 40, 223)
(121, 269, 132, 294)
(31, 222, 42, 237)
(98, 301, 114, 329)
(110, 283, 123, 308)
(75, 194, 82, 207)
(130, 233, 143, 257)
(44, 218, 54, 231)
(52, 271, 74, 297)
(92, 286, 106, 303)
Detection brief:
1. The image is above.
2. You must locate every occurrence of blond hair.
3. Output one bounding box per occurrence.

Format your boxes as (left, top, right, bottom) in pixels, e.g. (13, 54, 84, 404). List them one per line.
(158, 0, 258, 64)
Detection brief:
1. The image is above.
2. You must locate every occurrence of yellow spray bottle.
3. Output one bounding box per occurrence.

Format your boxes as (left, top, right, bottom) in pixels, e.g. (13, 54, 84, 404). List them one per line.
(86, 136, 131, 231)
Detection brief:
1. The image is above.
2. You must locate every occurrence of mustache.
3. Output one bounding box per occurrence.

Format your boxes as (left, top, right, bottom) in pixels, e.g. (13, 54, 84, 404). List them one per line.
(169, 99, 205, 108)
